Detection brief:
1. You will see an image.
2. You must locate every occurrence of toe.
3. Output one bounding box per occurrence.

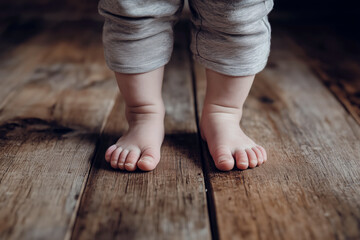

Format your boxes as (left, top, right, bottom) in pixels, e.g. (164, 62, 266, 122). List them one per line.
(110, 147, 122, 169)
(256, 145, 267, 162)
(212, 147, 234, 171)
(125, 150, 141, 171)
(105, 144, 117, 162)
(118, 149, 129, 170)
(137, 148, 160, 171)
(252, 146, 264, 165)
(245, 148, 258, 168)
(235, 149, 249, 170)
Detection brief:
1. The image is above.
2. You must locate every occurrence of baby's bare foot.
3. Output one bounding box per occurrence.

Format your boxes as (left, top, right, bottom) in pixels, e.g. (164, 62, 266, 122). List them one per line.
(201, 68, 267, 171)
(104, 67, 165, 172)
(200, 104, 267, 171)
(105, 105, 165, 171)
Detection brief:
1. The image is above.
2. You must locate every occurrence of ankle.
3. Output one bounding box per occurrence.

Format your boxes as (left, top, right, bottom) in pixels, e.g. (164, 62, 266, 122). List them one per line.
(125, 102, 165, 122)
(202, 102, 243, 119)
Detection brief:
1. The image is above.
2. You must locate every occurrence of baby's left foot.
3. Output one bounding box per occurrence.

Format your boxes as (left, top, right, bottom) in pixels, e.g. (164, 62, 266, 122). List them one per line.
(200, 105, 267, 171)
(200, 68, 267, 171)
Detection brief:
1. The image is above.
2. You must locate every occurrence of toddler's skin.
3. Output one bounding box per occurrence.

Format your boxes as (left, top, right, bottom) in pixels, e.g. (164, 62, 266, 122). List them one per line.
(101, 0, 273, 171)
(104, 67, 267, 171)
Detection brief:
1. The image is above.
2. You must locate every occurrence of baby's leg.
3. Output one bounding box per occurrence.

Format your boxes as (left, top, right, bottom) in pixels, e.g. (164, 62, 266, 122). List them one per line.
(98, 0, 184, 171)
(189, 0, 274, 171)
(200, 70, 267, 171)
(105, 68, 165, 171)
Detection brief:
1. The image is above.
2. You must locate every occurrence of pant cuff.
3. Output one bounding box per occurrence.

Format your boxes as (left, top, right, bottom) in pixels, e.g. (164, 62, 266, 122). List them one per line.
(104, 56, 171, 74)
(192, 54, 269, 77)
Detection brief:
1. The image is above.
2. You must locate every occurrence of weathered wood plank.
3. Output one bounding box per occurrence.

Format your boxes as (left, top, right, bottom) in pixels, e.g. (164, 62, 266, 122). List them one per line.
(71, 22, 211, 240)
(285, 24, 360, 125)
(0, 19, 46, 104)
(194, 29, 360, 240)
(0, 2, 101, 21)
(0, 20, 118, 240)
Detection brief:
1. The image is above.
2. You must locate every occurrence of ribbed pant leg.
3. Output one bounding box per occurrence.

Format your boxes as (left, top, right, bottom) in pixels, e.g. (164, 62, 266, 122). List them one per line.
(98, 0, 184, 74)
(188, 0, 274, 76)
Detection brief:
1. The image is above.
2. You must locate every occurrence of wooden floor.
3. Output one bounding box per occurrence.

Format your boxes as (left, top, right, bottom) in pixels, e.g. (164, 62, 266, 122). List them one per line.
(0, 18, 359, 240)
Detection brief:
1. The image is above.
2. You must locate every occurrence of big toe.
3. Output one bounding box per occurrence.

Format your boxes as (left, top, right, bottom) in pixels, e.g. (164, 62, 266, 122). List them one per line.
(212, 147, 234, 171)
(137, 148, 160, 171)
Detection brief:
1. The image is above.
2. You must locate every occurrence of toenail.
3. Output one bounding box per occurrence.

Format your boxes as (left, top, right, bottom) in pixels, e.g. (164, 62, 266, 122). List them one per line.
(218, 158, 231, 164)
(139, 156, 153, 163)
(125, 163, 133, 167)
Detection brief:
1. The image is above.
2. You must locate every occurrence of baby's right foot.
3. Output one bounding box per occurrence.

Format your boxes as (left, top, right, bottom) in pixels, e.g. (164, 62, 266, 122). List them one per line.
(105, 103, 165, 171)
(104, 67, 166, 172)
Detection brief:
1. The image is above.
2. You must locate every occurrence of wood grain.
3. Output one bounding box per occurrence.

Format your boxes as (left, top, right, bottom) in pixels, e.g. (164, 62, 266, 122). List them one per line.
(0, 20, 118, 240)
(2, 16, 359, 240)
(194, 29, 360, 240)
(284, 24, 360, 125)
(71, 22, 211, 240)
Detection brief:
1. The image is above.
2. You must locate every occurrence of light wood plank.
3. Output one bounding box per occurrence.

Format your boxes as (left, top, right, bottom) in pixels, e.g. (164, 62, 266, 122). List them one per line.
(194, 29, 360, 240)
(0, 20, 118, 240)
(71, 22, 211, 240)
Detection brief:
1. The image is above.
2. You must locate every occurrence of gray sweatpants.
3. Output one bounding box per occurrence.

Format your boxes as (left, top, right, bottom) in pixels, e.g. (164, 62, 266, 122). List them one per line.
(98, 0, 274, 76)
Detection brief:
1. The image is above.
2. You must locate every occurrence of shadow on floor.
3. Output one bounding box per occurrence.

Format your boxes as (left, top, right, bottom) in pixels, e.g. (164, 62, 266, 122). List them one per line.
(92, 132, 205, 173)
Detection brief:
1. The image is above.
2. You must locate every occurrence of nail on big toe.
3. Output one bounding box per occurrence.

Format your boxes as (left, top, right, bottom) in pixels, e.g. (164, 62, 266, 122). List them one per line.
(218, 158, 231, 164)
(139, 156, 153, 163)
